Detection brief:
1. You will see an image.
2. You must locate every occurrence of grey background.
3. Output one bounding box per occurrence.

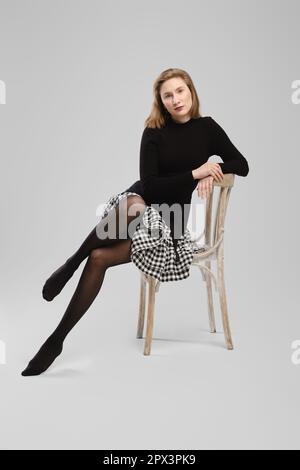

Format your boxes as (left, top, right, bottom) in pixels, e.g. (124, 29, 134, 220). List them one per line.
(0, 0, 299, 450)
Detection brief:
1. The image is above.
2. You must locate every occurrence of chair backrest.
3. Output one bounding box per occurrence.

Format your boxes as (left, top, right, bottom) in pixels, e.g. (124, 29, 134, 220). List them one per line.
(188, 173, 235, 249)
(206, 173, 235, 248)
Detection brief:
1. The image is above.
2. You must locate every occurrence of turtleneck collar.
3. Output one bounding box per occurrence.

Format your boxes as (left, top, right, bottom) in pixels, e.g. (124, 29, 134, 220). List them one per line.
(166, 114, 199, 127)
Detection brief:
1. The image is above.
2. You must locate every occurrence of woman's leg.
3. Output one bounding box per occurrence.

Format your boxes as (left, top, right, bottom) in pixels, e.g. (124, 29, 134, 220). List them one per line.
(21, 239, 133, 376)
(42, 195, 146, 301)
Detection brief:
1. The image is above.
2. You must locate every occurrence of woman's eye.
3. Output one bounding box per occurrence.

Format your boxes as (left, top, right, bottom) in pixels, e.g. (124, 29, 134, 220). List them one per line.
(166, 89, 183, 98)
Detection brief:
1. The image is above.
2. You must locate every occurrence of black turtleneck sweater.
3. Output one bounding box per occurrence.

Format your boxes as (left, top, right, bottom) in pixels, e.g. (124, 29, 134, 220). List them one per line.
(124, 115, 249, 242)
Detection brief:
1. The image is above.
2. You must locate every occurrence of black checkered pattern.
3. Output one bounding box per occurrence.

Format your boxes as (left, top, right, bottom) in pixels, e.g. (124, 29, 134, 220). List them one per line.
(100, 191, 206, 282)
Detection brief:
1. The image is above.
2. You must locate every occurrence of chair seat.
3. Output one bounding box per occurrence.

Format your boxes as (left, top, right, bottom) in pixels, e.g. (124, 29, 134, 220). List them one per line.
(191, 242, 209, 254)
(192, 243, 215, 260)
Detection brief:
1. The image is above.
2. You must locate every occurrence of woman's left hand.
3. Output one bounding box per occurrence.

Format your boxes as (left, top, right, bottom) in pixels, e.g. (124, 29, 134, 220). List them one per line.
(197, 175, 214, 199)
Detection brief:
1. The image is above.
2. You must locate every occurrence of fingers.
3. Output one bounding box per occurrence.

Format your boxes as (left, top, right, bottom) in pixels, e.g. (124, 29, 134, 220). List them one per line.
(197, 163, 223, 199)
(210, 169, 223, 182)
(198, 177, 214, 199)
(210, 164, 224, 182)
(198, 183, 208, 199)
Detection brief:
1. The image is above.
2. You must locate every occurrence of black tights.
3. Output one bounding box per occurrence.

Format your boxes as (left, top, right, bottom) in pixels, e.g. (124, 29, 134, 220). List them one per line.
(21, 195, 146, 376)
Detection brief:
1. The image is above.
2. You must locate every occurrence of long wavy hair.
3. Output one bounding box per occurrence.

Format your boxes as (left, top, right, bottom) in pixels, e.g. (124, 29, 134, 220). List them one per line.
(144, 68, 202, 129)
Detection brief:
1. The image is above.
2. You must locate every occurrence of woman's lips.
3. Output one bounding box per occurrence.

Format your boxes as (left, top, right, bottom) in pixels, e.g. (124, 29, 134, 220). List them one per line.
(175, 106, 184, 111)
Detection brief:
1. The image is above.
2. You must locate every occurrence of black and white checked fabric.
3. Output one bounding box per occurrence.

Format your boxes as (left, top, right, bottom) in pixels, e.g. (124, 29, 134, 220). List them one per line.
(99, 190, 207, 282)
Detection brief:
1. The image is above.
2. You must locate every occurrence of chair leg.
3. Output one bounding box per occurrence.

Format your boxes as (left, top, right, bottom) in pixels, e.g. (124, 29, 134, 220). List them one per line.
(217, 249, 234, 350)
(205, 260, 216, 333)
(137, 275, 146, 338)
(144, 276, 156, 355)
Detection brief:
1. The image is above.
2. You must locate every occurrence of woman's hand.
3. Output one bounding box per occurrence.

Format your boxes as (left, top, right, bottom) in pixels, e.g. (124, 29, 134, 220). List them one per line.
(197, 175, 214, 199)
(192, 162, 224, 182)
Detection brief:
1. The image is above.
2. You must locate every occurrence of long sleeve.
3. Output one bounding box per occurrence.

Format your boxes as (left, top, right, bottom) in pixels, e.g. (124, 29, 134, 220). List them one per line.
(206, 117, 249, 177)
(139, 127, 195, 202)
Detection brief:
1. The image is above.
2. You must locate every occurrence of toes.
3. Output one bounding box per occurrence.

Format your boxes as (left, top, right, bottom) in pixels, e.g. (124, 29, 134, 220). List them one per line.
(21, 341, 63, 376)
(42, 281, 57, 301)
(21, 366, 43, 376)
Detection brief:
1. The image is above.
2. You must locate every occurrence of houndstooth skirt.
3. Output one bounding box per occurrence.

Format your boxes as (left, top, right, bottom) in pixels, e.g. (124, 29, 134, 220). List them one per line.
(98, 190, 207, 283)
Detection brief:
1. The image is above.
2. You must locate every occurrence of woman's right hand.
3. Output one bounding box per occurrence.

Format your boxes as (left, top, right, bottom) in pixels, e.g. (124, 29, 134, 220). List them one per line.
(192, 162, 224, 182)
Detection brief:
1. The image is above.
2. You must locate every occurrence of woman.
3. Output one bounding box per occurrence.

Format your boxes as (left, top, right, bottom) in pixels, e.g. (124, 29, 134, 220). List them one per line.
(21, 68, 249, 376)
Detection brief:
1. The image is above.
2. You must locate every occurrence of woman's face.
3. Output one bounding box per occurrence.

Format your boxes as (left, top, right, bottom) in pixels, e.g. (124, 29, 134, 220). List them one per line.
(160, 77, 192, 123)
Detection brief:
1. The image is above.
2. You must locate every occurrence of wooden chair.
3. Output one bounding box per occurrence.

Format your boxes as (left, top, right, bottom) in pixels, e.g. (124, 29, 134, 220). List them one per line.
(136, 173, 235, 355)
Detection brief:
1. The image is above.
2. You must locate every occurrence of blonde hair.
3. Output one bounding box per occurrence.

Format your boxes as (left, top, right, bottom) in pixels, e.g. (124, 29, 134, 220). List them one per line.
(144, 68, 202, 129)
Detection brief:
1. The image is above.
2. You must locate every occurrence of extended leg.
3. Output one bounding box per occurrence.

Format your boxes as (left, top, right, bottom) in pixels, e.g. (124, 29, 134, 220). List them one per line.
(22, 239, 133, 376)
(42, 195, 146, 301)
